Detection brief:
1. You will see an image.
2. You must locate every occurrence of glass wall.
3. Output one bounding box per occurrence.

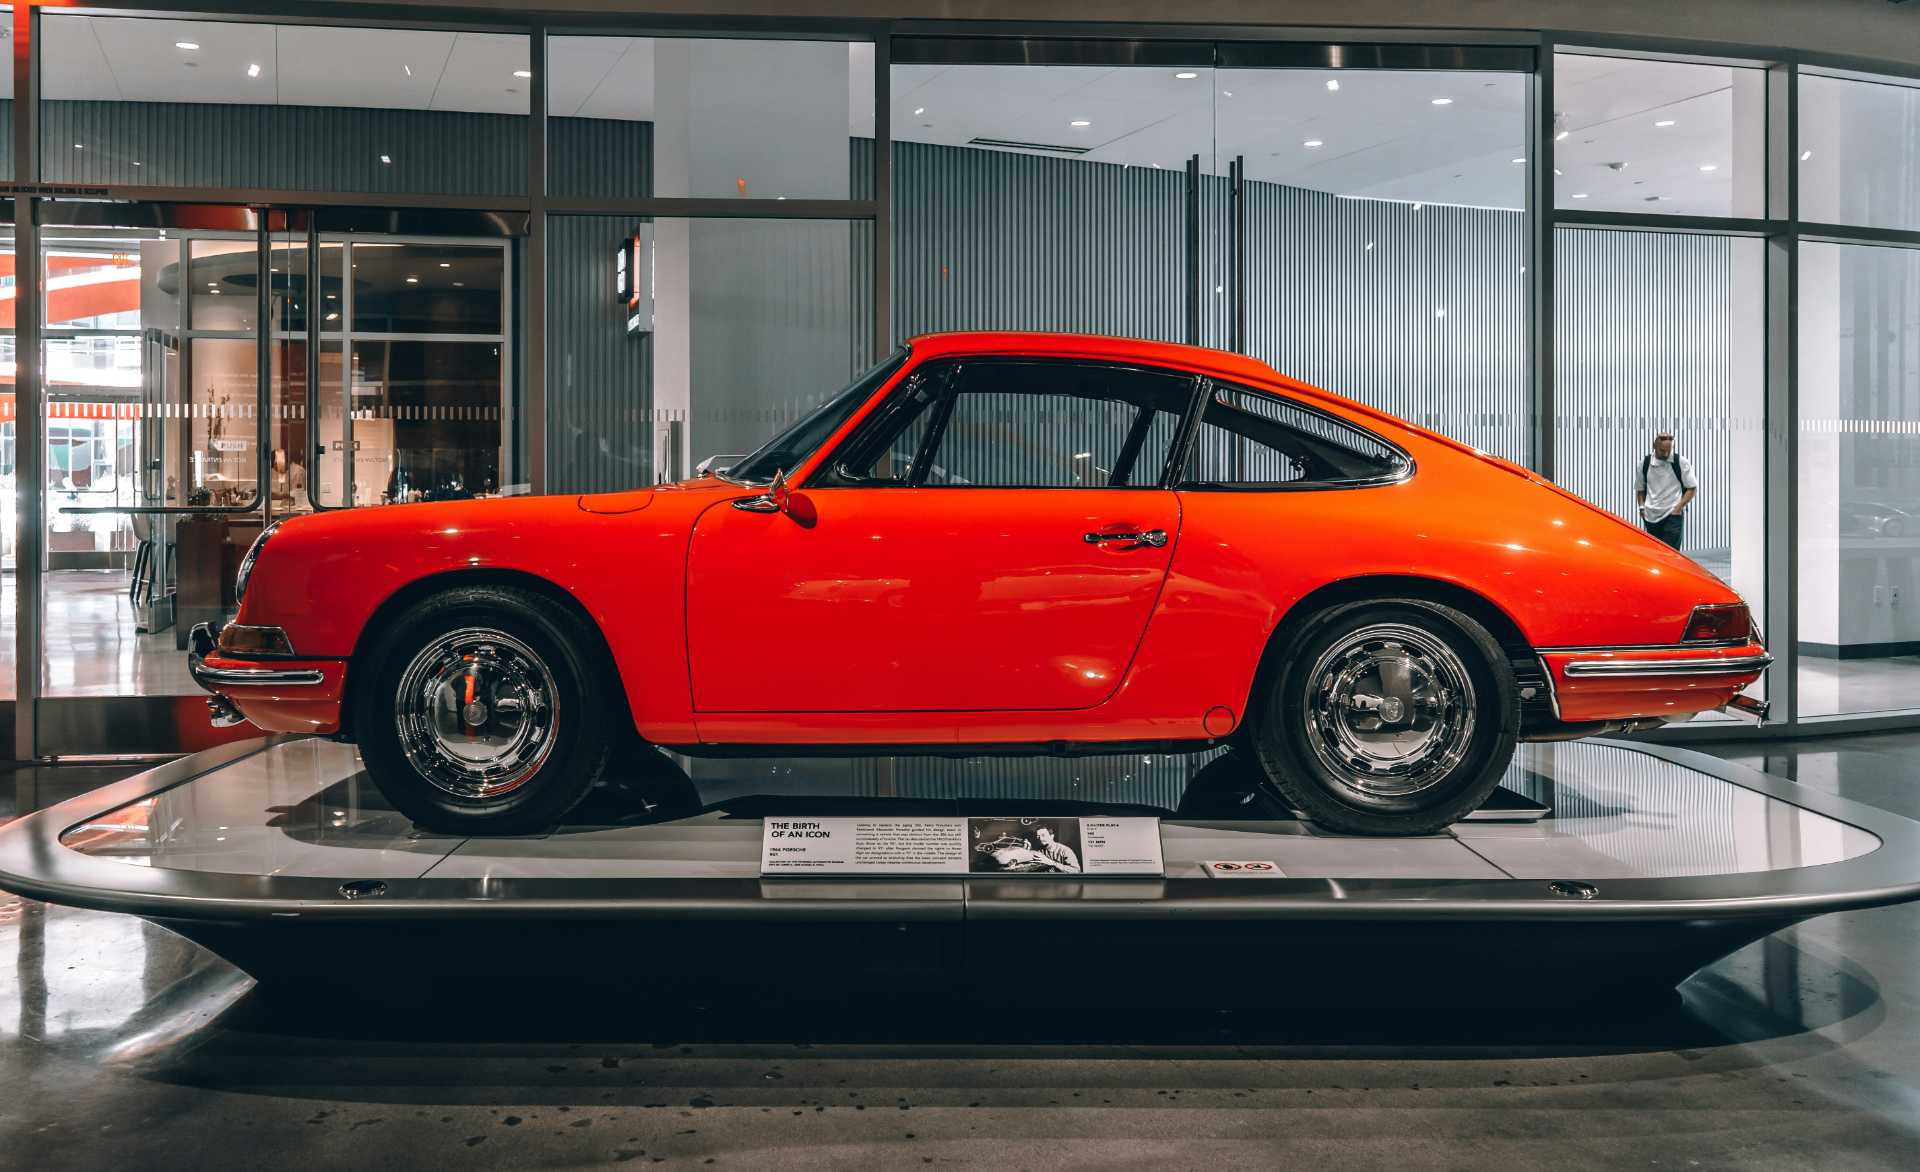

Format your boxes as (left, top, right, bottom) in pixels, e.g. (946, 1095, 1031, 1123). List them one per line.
(40, 14, 530, 196)
(5, 15, 1920, 749)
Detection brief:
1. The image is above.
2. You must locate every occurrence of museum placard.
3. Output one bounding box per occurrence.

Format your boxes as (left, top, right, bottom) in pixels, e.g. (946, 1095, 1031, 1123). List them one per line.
(760, 815, 1164, 877)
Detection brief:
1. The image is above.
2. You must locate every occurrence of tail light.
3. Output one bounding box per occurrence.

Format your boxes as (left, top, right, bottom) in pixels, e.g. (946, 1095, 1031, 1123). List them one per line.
(1683, 603, 1752, 643)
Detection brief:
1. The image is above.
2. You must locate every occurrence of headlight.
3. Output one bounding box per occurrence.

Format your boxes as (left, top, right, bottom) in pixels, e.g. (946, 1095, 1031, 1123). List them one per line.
(236, 519, 283, 604)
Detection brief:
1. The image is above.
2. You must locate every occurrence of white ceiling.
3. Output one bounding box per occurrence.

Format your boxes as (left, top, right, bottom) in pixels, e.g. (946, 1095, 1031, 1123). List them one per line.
(36, 15, 1759, 215)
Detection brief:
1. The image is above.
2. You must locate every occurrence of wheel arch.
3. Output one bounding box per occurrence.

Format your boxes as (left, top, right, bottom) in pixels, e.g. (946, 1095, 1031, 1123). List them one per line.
(338, 567, 634, 742)
(1244, 574, 1537, 721)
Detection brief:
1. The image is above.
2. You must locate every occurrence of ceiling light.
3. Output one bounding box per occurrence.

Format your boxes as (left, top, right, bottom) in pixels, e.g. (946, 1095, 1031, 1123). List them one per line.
(1303, 139, 1324, 148)
(1070, 119, 1091, 127)
(1431, 97, 1453, 105)
(1511, 157, 1526, 164)
(73, 143, 83, 149)
(325, 312, 339, 322)
(913, 107, 925, 116)
(453, 281, 465, 287)
(1175, 72, 1198, 80)
(439, 262, 451, 268)
(131, 161, 142, 167)
(247, 63, 261, 78)
(1571, 192, 1589, 199)
(1801, 149, 1814, 161)
(1655, 119, 1676, 127)
(405, 276, 419, 284)
(404, 64, 413, 77)
(175, 41, 199, 51)
(379, 154, 392, 164)
(513, 70, 532, 79)
(1699, 163, 1718, 172)
(1365, 241, 1375, 251)
(1326, 78, 1340, 92)
(1412, 202, 1423, 211)
(1555, 129, 1570, 141)
(1435, 307, 1447, 318)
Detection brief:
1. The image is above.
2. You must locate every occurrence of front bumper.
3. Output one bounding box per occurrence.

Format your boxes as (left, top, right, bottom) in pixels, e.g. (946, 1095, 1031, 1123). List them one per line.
(188, 623, 347, 735)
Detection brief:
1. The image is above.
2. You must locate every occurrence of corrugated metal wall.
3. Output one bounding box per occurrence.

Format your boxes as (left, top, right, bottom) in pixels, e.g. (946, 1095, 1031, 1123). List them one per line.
(1553, 227, 1749, 558)
(1243, 183, 1532, 465)
(42, 100, 529, 196)
(546, 213, 659, 494)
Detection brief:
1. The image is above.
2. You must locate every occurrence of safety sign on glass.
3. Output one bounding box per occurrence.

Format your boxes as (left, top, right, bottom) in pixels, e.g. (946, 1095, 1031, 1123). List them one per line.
(760, 815, 1163, 877)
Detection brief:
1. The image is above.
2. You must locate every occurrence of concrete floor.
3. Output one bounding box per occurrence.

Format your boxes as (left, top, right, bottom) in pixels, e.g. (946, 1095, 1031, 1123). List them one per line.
(2, 737, 1919, 1170)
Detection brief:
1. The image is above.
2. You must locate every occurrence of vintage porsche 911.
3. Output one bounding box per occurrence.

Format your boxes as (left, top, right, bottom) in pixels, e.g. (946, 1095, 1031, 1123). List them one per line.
(190, 332, 1770, 836)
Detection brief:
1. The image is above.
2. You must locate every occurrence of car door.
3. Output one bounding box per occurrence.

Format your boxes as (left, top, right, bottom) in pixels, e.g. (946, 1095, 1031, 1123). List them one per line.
(684, 359, 1197, 713)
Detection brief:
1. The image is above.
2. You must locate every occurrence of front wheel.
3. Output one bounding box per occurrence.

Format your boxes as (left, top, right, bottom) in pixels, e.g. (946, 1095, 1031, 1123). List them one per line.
(353, 585, 615, 835)
(1247, 599, 1517, 835)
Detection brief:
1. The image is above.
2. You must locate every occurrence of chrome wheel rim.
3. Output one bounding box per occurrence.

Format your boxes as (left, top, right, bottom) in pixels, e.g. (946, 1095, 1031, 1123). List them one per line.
(1302, 622, 1476, 802)
(395, 627, 559, 801)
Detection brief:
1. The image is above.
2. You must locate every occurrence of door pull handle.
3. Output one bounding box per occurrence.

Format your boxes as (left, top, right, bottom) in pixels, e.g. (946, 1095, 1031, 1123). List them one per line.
(1083, 528, 1169, 548)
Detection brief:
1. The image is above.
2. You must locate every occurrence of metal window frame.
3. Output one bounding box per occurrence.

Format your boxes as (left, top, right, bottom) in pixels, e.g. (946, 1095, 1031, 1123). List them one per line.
(12, 5, 1920, 761)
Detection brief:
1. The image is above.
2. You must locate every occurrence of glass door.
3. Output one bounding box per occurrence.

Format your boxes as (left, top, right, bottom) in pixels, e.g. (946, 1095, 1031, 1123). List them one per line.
(306, 238, 511, 509)
(35, 205, 299, 703)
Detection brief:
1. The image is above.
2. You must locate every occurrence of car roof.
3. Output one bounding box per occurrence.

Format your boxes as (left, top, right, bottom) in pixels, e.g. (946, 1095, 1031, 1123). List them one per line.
(904, 331, 1291, 387)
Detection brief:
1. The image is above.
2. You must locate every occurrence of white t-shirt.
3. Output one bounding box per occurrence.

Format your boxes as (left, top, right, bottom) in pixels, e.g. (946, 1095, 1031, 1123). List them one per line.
(1635, 452, 1698, 522)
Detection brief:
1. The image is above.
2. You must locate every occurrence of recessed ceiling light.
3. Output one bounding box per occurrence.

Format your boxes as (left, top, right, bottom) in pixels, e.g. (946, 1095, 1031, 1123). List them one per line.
(1571, 192, 1590, 199)
(513, 70, 532, 79)
(1511, 157, 1526, 164)
(1303, 139, 1324, 148)
(73, 143, 83, 149)
(131, 161, 142, 167)
(1801, 149, 1814, 161)
(405, 276, 419, 284)
(1431, 97, 1453, 105)
(403, 64, 413, 77)
(247, 63, 261, 78)
(1326, 78, 1340, 92)
(325, 312, 339, 321)
(1222, 90, 1234, 98)
(175, 41, 199, 51)
(1070, 119, 1091, 127)
(1175, 72, 1198, 80)
(379, 154, 392, 164)
(913, 107, 925, 116)
(439, 262, 451, 268)
(1699, 163, 1718, 172)
(1655, 119, 1676, 127)
(454, 281, 465, 287)
(1555, 129, 1570, 141)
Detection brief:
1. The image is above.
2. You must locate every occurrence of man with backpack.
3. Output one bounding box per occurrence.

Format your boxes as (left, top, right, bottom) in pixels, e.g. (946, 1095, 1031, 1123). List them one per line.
(1635, 431, 1697, 551)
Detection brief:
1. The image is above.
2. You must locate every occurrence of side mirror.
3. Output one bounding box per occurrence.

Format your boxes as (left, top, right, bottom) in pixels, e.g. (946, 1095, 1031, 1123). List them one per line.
(730, 468, 790, 514)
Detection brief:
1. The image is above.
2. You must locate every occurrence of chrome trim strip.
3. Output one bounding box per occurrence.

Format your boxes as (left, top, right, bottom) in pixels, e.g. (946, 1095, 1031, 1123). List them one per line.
(1562, 653, 1774, 678)
(192, 664, 327, 688)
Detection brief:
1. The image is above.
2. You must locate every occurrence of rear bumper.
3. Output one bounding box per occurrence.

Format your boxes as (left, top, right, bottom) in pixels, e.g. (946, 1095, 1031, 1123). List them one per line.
(188, 623, 347, 735)
(1540, 643, 1772, 724)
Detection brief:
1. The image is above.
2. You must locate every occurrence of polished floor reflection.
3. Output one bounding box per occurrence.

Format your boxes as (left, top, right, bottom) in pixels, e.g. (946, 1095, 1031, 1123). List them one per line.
(3, 735, 1920, 1169)
(54, 739, 1881, 883)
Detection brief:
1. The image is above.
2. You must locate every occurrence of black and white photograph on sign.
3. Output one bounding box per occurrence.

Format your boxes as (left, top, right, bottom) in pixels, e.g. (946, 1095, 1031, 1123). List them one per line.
(967, 817, 1083, 874)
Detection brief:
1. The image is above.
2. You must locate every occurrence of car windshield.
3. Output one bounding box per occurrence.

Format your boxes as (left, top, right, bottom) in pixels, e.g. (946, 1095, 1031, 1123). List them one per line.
(723, 348, 912, 486)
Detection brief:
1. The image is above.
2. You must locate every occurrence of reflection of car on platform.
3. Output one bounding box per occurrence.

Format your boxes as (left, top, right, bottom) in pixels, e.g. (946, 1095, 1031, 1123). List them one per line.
(188, 332, 1771, 838)
(1841, 499, 1916, 539)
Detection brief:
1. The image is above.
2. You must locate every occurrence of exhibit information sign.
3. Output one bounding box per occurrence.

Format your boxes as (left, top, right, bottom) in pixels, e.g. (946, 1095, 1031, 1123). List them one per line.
(760, 815, 1164, 877)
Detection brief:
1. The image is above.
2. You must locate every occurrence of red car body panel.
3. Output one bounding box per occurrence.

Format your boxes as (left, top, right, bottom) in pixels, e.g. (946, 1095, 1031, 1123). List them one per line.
(200, 332, 1766, 745)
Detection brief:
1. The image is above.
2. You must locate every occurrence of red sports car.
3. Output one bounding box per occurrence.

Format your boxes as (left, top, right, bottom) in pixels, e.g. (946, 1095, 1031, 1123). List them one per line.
(190, 332, 1769, 836)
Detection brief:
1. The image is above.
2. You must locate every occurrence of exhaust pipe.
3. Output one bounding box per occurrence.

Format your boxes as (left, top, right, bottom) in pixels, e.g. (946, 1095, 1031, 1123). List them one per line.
(205, 695, 247, 729)
(1723, 692, 1770, 723)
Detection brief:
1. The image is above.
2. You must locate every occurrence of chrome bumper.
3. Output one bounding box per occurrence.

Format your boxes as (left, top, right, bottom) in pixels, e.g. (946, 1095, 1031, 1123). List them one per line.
(1560, 652, 1774, 678)
(187, 623, 326, 690)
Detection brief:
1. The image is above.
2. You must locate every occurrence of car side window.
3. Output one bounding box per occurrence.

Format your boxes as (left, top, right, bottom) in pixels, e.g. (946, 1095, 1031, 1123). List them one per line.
(919, 362, 1192, 488)
(1179, 383, 1409, 489)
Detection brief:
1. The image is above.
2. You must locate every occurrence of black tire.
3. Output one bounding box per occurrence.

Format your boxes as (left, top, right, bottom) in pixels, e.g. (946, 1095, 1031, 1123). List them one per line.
(353, 584, 615, 835)
(1247, 598, 1517, 836)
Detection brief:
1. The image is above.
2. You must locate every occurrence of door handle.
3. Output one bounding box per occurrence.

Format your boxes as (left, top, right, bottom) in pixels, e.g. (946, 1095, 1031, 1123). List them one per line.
(1084, 528, 1169, 548)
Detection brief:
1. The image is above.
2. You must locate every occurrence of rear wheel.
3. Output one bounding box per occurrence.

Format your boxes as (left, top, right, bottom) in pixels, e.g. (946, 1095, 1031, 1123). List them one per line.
(353, 585, 614, 835)
(1248, 599, 1517, 835)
